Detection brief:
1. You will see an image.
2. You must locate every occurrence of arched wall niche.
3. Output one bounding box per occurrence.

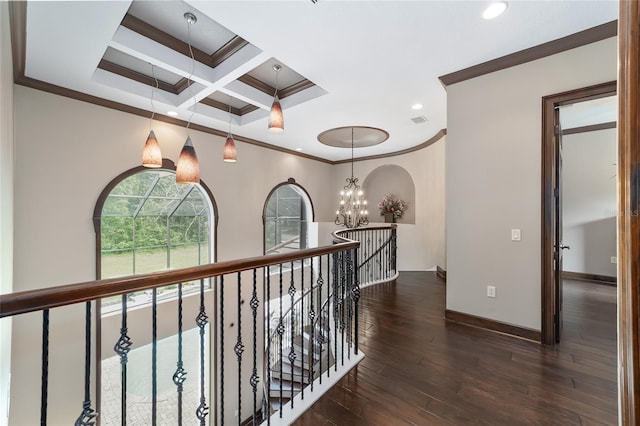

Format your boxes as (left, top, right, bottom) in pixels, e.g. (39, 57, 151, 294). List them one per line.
(362, 165, 416, 224)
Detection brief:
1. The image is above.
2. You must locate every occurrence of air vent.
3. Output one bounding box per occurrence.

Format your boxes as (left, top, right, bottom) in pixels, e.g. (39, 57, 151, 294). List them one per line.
(411, 115, 428, 124)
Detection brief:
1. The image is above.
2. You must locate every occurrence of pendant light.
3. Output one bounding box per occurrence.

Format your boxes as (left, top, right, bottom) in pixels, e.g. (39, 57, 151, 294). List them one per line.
(176, 136, 200, 184)
(176, 12, 200, 184)
(142, 64, 162, 168)
(268, 64, 284, 133)
(223, 103, 237, 162)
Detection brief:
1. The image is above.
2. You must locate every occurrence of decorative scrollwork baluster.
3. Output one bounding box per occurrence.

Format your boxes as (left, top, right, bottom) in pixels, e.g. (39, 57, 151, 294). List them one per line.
(219, 275, 225, 425)
(196, 279, 209, 425)
(114, 295, 132, 426)
(250, 268, 260, 424)
(288, 262, 296, 408)
(75, 302, 97, 426)
(234, 272, 243, 426)
(172, 283, 186, 426)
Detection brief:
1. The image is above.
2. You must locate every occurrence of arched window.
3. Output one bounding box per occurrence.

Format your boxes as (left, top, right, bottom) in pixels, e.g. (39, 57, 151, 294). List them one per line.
(94, 161, 217, 311)
(263, 178, 314, 255)
(93, 160, 217, 423)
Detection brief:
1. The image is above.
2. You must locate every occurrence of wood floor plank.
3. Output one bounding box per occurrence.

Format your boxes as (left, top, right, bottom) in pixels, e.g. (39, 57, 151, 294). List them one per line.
(293, 272, 618, 425)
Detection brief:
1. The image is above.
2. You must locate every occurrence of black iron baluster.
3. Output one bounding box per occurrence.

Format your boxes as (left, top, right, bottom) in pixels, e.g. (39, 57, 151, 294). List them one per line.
(75, 302, 97, 426)
(220, 276, 225, 425)
(152, 288, 157, 426)
(332, 252, 339, 374)
(114, 296, 132, 426)
(172, 284, 186, 426)
(385, 229, 389, 278)
(392, 226, 398, 273)
(250, 269, 260, 424)
(300, 259, 305, 400)
(196, 279, 209, 425)
(277, 264, 284, 418)
(346, 248, 353, 360)
(309, 258, 316, 391)
(340, 251, 346, 367)
(41, 309, 49, 426)
(234, 272, 244, 426)
(266, 267, 271, 426)
(352, 247, 361, 356)
(288, 262, 296, 409)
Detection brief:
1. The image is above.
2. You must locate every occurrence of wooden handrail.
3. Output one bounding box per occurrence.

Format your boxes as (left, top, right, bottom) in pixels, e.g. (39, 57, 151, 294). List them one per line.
(0, 240, 359, 318)
(332, 224, 397, 239)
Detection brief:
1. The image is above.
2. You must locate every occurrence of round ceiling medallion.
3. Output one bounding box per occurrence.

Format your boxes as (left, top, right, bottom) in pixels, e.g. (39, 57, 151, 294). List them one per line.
(317, 126, 389, 148)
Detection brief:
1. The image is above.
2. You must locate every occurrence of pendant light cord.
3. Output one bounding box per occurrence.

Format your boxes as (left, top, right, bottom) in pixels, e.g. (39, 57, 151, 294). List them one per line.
(351, 127, 355, 179)
(185, 15, 197, 134)
(149, 64, 158, 126)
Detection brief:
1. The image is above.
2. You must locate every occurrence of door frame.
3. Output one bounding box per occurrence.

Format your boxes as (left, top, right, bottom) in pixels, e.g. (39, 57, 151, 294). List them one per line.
(617, 2, 640, 422)
(541, 80, 617, 346)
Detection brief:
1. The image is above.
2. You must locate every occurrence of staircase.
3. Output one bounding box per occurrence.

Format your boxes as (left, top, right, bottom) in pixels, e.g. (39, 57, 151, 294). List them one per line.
(265, 310, 333, 416)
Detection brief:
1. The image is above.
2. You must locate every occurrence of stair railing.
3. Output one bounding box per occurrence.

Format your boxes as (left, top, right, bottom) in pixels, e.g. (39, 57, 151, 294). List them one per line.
(0, 240, 358, 425)
(262, 225, 398, 424)
(335, 224, 398, 288)
(0, 225, 397, 425)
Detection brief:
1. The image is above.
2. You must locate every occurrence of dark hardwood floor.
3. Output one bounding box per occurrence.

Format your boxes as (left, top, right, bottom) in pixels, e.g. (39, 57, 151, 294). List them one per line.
(294, 272, 617, 425)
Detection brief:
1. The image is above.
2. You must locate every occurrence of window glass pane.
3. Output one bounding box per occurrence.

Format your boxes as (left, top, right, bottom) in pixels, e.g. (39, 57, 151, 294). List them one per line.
(109, 172, 158, 196)
(100, 170, 212, 307)
(135, 247, 169, 274)
(134, 216, 167, 250)
(102, 195, 144, 217)
(264, 184, 308, 254)
(137, 197, 181, 217)
(101, 249, 134, 280)
(149, 172, 191, 199)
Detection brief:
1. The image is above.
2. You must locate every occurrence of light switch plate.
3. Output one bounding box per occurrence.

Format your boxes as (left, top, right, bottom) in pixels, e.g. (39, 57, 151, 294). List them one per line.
(511, 229, 521, 241)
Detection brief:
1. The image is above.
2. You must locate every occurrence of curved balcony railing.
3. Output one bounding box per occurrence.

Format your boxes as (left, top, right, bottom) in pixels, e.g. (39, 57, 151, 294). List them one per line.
(0, 225, 397, 425)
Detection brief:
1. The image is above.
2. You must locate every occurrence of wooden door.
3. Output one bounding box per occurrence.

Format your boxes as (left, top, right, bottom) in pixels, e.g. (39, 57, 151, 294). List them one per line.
(553, 108, 564, 343)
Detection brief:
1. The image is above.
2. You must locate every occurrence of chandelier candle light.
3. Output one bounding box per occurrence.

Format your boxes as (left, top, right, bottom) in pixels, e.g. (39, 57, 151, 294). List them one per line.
(335, 128, 369, 228)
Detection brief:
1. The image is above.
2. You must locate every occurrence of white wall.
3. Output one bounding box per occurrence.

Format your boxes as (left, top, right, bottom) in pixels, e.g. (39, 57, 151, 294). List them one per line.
(0, 3, 14, 425)
(563, 219, 617, 277)
(446, 37, 617, 330)
(561, 128, 617, 277)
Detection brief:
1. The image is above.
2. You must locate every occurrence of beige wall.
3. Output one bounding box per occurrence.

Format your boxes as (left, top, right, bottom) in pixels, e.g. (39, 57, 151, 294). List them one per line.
(446, 37, 617, 330)
(9, 84, 445, 423)
(326, 137, 446, 271)
(0, 3, 14, 425)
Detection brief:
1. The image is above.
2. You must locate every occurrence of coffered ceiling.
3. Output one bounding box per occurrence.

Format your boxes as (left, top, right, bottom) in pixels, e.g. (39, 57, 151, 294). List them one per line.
(12, 1, 619, 161)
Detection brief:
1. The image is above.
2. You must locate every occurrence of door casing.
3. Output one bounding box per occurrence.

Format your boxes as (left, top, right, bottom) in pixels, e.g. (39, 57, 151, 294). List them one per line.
(540, 81, 617, 346)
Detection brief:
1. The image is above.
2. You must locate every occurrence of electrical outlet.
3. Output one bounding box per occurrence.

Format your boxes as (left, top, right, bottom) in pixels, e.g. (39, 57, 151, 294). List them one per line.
(611, 256, 617, 264)
(487, 286, 496, 298)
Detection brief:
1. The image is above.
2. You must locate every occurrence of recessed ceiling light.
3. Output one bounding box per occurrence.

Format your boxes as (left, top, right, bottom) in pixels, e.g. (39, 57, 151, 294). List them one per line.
(412, 103, 423, 110)
(483, 1, 508, 19)
(167, 111, 178, 116)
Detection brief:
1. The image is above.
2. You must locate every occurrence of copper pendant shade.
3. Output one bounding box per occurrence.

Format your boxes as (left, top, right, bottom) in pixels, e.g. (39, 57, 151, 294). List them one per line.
(142, 130, 162, 168)
(176, 137, 200, 184)
(223, 134, 237, 162)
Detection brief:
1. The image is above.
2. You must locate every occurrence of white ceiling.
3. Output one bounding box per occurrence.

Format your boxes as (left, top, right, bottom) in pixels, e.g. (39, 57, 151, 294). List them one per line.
(21, 0, 619, 161)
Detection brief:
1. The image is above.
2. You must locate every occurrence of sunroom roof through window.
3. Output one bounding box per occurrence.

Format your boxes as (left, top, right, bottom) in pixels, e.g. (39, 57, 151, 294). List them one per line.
(102, 170, 207, 218)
